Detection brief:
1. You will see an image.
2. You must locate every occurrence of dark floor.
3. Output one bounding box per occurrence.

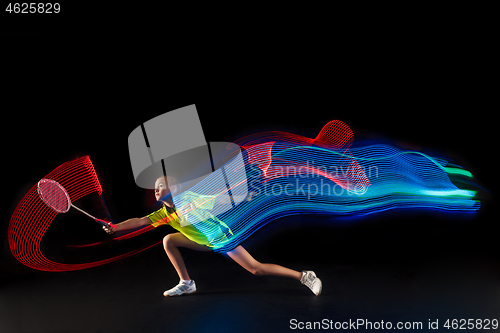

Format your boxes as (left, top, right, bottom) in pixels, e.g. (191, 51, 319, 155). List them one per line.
(1, 244, 499, 333)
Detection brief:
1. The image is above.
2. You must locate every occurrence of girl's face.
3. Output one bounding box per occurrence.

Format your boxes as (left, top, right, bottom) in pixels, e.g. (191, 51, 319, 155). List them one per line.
(154, 178, 170, 202)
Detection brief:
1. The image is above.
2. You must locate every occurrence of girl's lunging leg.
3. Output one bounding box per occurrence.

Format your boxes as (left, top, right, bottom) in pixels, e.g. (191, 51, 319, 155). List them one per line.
(163, 232, 211, 281)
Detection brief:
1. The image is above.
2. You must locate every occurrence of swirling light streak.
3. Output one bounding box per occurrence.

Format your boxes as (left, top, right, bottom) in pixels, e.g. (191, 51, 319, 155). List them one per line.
(174, 121, 479, 252)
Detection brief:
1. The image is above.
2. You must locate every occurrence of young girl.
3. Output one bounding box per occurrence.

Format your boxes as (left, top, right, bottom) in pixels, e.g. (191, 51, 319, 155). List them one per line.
(102, 176, 322, 297)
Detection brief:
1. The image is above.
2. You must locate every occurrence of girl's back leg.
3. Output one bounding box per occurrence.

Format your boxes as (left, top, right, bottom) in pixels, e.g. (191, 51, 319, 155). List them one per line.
(226, 245, 302, 280)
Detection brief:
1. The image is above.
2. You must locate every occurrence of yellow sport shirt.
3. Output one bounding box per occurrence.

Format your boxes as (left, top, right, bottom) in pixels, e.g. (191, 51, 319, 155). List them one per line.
(147, 205, 212, 247)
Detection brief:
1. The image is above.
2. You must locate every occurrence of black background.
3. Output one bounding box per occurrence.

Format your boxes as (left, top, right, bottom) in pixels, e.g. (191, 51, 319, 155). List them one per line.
(1, 7, 497, 333)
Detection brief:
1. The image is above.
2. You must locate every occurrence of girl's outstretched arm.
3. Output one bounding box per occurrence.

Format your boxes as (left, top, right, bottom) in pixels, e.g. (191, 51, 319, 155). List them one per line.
(103, 217, 151, 234)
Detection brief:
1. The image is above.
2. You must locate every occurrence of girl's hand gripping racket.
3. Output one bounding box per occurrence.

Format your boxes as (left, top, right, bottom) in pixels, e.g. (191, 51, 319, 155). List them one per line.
(37, 178, 111, 228)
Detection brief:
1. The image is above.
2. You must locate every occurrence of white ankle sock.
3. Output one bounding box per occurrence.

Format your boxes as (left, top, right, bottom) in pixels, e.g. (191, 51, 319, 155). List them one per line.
(181, 279, 192, 284)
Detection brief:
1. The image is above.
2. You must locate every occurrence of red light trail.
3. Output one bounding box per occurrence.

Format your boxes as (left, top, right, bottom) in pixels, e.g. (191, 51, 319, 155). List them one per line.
(8, 156, 160, 272)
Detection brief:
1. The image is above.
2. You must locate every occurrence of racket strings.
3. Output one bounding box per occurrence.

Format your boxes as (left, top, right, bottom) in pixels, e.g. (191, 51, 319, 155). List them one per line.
(38, 180, 70, 213)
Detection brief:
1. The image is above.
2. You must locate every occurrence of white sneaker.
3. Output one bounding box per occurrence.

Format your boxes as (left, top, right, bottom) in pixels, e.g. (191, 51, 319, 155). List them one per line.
(163, 280, 197, 297)
(301, 271, 322, 295)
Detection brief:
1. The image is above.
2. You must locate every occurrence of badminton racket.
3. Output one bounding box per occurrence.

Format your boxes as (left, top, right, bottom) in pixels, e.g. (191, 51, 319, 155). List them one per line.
(37, 178, 111, 227)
